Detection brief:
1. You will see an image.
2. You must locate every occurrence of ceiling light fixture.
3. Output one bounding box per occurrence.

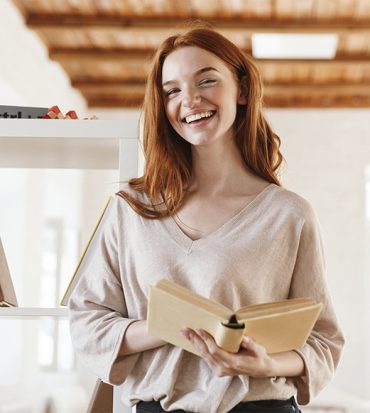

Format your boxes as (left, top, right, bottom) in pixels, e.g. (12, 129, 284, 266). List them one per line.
(251, 33, 338, 59)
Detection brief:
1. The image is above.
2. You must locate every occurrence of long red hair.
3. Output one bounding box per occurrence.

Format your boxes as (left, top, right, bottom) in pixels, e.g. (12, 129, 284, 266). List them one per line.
(118, 26, 283, 219)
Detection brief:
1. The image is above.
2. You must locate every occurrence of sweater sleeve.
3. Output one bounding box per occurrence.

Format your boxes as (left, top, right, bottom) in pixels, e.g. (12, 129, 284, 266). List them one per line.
(289, 203, 345, 405)
(68, 197, 140, 385)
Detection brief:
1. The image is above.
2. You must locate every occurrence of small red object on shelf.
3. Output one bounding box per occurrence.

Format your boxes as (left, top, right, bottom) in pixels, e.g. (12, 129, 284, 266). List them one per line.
(65, 110, 78, 119)
(42, 105, 97, 120)
(42, 105, 64, 119)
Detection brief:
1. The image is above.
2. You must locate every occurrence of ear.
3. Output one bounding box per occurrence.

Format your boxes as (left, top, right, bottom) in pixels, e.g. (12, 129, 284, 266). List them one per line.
(237, 76, 248, 105)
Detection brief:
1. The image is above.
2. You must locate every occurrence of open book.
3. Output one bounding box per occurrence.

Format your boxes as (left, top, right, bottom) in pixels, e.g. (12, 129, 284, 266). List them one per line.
(0, 238, 18, 307)
(147, 279, 322, 355)
(60, 197, 113, 306)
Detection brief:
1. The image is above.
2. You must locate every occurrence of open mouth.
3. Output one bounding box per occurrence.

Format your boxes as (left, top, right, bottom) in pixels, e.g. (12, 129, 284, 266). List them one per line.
(182, 110, 216, 124)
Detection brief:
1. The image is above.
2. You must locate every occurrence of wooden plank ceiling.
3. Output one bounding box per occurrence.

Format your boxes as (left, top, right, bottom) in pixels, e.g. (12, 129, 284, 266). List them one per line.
(12, 0, 370, 108)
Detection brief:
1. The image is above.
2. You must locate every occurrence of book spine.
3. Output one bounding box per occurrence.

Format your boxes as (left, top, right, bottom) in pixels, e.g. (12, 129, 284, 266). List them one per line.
(214, 323, 244, 353)
(0, 105, 48, 119)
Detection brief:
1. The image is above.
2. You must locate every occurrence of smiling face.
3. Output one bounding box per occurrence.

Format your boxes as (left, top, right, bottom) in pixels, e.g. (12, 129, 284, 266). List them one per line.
(162, 46, 246, 147)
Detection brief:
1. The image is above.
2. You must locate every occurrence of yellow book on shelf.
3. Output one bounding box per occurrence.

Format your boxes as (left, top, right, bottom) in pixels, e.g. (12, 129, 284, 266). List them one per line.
(147, 279, 322, 356)
(60, 197, 113, 306)
(0, 238, 18, 307)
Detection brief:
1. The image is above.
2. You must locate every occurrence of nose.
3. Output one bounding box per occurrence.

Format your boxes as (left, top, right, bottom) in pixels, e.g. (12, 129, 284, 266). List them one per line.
(182, 86, 201, 108)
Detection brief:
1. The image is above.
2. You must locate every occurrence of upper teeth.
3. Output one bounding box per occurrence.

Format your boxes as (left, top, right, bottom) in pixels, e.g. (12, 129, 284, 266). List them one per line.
(185, 111, 214, 124)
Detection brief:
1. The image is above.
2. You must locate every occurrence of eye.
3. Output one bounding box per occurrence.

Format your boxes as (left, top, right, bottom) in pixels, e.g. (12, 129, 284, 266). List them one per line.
(199, 79, 216, 86)
(164, 88, 180, 97)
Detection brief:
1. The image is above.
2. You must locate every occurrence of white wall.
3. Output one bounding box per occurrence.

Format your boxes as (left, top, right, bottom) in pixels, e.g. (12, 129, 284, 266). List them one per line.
(266, 108, 370, 406)
(0, 0, 86, 115)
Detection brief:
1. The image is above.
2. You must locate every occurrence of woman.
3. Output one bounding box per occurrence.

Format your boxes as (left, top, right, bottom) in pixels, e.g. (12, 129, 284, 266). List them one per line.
(69, 26, 344, 413)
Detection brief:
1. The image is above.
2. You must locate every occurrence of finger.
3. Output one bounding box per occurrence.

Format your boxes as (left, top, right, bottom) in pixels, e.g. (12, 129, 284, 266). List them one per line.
(181, 328, 209, 354)
(195, 329, 219, 352)
(240, 336, 261, 355)
(195, 329, 238, 369)
(180, 328, 191, 339)
(194, 329, 237, 374)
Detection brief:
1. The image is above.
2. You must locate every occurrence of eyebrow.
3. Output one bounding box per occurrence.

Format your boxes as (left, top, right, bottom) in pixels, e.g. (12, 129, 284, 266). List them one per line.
(162, 66, 219, 87)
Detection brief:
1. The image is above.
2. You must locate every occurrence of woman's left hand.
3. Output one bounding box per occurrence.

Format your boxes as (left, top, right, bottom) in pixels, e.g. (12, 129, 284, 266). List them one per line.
(180, 328, 274, 378)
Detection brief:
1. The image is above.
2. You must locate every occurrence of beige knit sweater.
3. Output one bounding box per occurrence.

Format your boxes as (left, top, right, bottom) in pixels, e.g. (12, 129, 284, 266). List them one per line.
(69, 183, 344, 413)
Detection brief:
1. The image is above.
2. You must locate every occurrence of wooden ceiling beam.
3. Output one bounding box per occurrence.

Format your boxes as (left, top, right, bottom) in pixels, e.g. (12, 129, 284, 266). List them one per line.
(25, 14, 370, 33)
(81, 84, 145, 95)
(81, 82, 370, 108)
(49, 48, 155, 61)
(264, 95, 370, 108)
(266, 85, 370, 95)
(264, 80, 370, 87)
(87, 94, 370, 108)
(50, 48, 370, 64)
(87, 96, 144, 108)
(72, 79, 370, 90)
(72, 78, 146, 87)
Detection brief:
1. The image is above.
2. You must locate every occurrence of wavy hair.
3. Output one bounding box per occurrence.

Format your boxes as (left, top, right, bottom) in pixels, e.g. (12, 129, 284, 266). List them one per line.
(118, 25, 283, 219)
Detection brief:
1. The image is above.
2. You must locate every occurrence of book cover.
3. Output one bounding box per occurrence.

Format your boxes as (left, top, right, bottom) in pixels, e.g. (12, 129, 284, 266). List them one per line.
(86, 379, 113, 413)
(0, 105, 48, 119)
(0, 238, 18, 307)
(147, 279, 322, 356)
(60, 197, 113, 306)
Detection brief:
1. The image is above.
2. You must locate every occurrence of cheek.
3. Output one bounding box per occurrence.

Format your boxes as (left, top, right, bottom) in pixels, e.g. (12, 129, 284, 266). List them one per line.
(205, 87, 238, 109)
(222, 91, 239, 115)
(165, 101, 177, 127)
(166, 104, 186, 139)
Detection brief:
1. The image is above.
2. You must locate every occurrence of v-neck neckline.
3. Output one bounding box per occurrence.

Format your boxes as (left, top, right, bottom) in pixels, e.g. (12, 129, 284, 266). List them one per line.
(162, 183, 276, 253)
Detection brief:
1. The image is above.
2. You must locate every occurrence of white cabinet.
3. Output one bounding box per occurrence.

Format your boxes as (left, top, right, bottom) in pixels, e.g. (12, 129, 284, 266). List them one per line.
(0, 119, 138, 412)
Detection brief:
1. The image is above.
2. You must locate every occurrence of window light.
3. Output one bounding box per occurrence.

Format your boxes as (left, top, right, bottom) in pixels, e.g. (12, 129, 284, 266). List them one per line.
(251, 33, 338, 59)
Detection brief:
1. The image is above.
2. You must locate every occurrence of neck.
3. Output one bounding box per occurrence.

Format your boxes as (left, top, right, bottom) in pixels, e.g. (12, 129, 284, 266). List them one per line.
(189, 137, 261, 196)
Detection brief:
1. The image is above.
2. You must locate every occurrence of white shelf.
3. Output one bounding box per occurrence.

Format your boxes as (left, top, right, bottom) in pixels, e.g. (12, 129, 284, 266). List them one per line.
(0, 119, 138, 139)
(0, 119, 140, 176)
(0, 307, 68, 318)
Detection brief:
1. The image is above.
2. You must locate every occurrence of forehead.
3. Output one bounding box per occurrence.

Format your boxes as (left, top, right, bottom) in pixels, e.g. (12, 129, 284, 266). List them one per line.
(162, 46, 233, 82)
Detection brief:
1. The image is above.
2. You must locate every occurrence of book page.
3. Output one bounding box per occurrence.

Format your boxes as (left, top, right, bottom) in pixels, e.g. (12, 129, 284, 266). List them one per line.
(235, 297, 315, 319)
(156, 279, 232, 319)
(241, 304, 322, 354)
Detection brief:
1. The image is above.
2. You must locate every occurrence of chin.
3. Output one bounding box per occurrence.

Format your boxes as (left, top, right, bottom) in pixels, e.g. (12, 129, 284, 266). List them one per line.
(184, 136, 215, 146)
